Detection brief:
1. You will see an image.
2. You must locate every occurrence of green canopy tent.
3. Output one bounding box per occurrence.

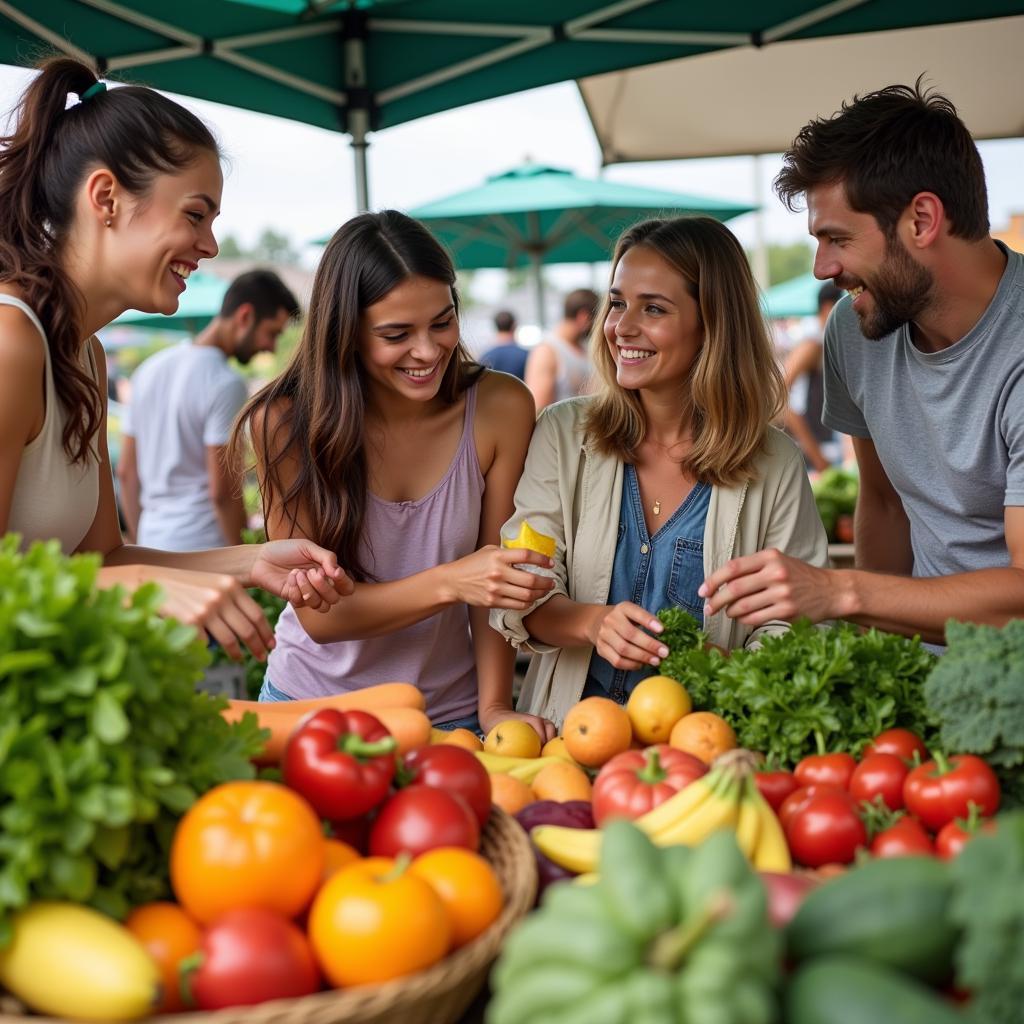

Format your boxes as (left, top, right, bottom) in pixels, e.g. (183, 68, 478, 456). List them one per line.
(2, 2, 1021, 212)
(111, 271, 228, 333)
(403, 162, 754, 325)
(762, 271, 819, 320)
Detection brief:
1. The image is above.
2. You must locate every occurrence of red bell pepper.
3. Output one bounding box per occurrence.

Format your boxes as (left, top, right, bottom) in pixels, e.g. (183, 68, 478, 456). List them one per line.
(283, 709, 397, 820)
(592, 744, 706, 826)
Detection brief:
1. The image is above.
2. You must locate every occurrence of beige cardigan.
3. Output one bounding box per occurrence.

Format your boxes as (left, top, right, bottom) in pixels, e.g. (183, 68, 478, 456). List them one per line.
(491, 398, 829, 726)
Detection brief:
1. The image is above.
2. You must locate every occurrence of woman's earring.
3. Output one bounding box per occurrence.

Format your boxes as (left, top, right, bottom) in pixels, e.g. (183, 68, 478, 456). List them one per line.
(104, 218, 112, 227)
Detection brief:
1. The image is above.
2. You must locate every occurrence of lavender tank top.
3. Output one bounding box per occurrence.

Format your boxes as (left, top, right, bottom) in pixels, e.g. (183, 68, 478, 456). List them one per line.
(266, 384, 484, 723)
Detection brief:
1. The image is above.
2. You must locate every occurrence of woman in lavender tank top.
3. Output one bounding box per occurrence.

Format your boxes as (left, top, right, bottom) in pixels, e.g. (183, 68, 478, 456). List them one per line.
(231, 211, 557, 742)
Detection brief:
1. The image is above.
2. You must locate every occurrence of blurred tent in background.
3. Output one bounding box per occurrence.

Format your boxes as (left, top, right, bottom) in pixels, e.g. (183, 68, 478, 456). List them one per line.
(762, 271, 819, 320)
(406, 163, 755, 325)
(112, 272, 229, 334)
(1, 2, 1021, 212)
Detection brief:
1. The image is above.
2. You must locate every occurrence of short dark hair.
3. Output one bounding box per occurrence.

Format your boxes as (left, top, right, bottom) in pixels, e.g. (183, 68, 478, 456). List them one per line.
(493, 309, 516, 333)
(564, 288, 598, 321)
(775, 79, 988, 241)
(221, 269, 299, 321)
(817, 283, 843, 313)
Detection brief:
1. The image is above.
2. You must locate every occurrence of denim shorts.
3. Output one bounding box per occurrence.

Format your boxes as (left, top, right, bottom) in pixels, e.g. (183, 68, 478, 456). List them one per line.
(259, 678, 482, 737)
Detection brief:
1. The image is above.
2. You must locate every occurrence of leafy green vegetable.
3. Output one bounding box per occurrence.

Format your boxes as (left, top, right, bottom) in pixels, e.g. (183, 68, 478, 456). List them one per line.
(655, 614, 937, 766)
(949, 811, 1024, 1023)
(0, 537, 266, 940)
(811, 467, 858, 540)
(924, 620, 1024, 806)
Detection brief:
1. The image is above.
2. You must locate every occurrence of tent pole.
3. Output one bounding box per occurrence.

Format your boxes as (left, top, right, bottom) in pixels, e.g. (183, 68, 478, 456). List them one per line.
(345, 18, 371, 212)
(530, 252, 546, 329)
(350, 111, 370, 213)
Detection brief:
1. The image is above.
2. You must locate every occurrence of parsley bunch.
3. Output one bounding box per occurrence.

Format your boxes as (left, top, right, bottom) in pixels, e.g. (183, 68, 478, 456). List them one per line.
(655, 613, 937, 766)
(0, 537, 265, 941)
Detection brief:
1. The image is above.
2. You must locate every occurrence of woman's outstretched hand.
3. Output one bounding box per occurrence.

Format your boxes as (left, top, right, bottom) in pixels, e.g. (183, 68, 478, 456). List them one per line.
(250, 539, 355, 611)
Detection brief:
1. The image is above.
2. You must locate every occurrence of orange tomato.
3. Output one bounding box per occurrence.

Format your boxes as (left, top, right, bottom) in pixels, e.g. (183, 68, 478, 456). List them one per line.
(124, 902, 202, 1013)
(562, 697, 632, 768)
(170, 781, 325, 924)
(308, 857, 451, 986)
(669, 711, 737, 765)
(322, 838, 361, 881)
(409, 848, 503, 947)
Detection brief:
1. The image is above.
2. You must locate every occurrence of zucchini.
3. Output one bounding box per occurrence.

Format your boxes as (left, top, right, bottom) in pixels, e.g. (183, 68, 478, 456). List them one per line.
(786, 856, 957, 983)
(786, 956, 963, 1024)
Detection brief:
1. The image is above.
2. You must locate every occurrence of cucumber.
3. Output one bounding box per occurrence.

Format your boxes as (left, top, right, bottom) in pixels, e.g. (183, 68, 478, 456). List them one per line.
(786, 956, 963, 1024)
(785, 855, 957, 983)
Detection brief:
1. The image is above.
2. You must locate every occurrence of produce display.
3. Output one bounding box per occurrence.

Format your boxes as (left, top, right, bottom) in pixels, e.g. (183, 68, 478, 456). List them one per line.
(811, 466, 858, 542)
(3, 534, 1023, 1023)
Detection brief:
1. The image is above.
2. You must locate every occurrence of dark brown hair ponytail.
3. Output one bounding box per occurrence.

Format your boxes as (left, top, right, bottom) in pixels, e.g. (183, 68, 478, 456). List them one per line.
(0, 56, 218, 463)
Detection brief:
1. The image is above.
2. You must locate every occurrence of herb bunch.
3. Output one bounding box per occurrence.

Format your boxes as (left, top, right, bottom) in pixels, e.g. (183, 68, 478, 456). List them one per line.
(0, 538, 265, 941)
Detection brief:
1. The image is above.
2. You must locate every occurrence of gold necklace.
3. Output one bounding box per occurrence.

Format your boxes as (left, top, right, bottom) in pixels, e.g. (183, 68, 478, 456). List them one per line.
(653, 500, 662, 516)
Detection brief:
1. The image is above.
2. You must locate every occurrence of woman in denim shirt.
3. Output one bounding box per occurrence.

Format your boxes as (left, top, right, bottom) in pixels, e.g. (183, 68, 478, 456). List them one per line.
(492, 217, 828, 724)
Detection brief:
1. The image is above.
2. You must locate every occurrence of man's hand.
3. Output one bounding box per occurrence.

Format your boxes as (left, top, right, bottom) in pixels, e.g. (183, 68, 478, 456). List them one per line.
(700, 548, 839, 626)
(250, 539, 355, 611)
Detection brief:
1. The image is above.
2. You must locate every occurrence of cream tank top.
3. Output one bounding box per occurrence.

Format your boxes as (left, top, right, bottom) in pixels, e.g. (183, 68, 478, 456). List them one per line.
(2, 295, 100, 553)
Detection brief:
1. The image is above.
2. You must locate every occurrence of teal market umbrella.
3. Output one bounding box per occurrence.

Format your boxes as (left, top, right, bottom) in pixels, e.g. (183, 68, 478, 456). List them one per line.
(2, 2, 1020, 212)
(763, 271, 820, 320)
(112, 271, 228, 334)
(405, 163, 755, 325)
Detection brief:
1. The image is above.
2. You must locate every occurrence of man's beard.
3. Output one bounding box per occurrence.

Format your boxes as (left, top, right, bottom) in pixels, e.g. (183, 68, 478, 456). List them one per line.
(233, 328, 258, 365)
(845, 237, 934, 340)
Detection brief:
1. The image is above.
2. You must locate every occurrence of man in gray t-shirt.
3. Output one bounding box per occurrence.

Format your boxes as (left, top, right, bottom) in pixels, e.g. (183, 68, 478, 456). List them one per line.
(699, 82, 1024, 645)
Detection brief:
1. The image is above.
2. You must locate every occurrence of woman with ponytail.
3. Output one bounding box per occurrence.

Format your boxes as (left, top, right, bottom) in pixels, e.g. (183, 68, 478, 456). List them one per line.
(0, 58, 352, 662)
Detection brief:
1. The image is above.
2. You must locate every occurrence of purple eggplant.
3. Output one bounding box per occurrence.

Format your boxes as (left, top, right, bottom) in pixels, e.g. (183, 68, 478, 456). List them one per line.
(514, 800, 595, 898)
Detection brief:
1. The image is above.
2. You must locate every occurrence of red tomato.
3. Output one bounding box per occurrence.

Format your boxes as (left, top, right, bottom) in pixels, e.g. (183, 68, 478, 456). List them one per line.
(785, 789, 867, 868)
(849, 752, 910, 811)
(183, 908, 320, 1010)
(794, 753, 857, 791)
(592, 745, 707, 825)
(865, 728, 928, 763)
(870, 816, 934, 859)
(778, 784, 845, 832)
(935, 815, 996, 860)
(400, 745, 492, 828)
(903, 755, 1001, 832)
(369, 785, 479, 858)
(754, 769, 800, 812)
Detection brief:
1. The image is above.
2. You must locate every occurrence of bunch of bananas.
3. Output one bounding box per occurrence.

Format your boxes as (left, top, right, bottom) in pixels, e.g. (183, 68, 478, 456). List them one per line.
(474, 751, 565, 784)
(531, 749, 791, 874)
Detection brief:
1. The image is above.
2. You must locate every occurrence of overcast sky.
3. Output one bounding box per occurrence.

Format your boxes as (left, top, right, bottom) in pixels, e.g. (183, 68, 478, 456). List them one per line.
(1, 61, 1021, 305)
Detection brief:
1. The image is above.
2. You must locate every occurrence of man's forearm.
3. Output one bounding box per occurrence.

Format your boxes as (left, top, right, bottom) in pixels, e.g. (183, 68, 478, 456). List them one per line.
(213, 495, 247, 546)
(833, 566, 1024, 643)
(119, 480, 141, 543)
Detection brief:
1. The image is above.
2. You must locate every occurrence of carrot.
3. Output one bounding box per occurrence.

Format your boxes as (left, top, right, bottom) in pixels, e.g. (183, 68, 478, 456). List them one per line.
(225, 681, 425, 717)
(371, 706, 433, 755)
(221, 697, 434, 765)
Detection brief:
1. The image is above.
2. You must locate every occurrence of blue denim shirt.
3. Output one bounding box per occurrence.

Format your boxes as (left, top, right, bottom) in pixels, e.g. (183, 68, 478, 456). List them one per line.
(586, 464, 710, 702)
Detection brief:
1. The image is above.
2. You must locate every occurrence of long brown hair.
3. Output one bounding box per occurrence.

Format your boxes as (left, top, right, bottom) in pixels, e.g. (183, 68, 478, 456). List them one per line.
(231, 211, 483, 581)
(584, 217, 784, 486)
(0, 57, 218, 463)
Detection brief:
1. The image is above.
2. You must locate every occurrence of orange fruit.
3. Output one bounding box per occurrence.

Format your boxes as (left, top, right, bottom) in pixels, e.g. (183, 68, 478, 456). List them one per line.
(541, 736, 576, 762)
(562, 697, 632, 768)
(627, 675, 693, 744)
(124, 902, 202, 1013)
(484, 719, 542, 758)
(439, 728, 484, 752)
(489, 773, 535, 814)
(531, 760, 593, 803)
(668, 711, 737, 765)
(409, 848, 504, 947)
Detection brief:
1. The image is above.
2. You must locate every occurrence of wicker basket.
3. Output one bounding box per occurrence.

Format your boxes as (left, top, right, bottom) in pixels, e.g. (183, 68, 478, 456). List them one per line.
(0, 806, 536, 1024)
